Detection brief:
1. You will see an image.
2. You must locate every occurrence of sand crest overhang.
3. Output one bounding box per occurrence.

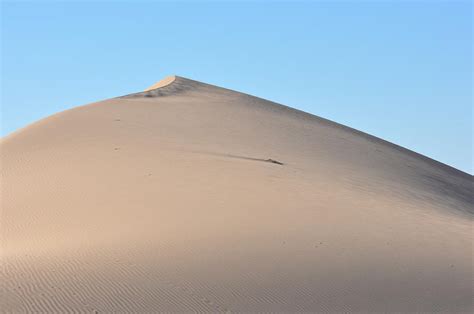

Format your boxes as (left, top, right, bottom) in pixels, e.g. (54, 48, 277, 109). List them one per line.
(144, 75, 176, 92)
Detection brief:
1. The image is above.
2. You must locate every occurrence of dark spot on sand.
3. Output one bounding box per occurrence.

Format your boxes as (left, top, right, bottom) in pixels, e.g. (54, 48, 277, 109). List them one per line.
(265, 158, 284, 165)
(203, 152, 284, 166)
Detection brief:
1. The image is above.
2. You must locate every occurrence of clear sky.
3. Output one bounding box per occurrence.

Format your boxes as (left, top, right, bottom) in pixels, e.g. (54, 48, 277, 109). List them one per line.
(1, 1, 472, 173)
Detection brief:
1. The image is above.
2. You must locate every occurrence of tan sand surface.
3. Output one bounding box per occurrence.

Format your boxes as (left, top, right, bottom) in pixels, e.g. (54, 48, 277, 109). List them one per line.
(1, 76, 472, 312)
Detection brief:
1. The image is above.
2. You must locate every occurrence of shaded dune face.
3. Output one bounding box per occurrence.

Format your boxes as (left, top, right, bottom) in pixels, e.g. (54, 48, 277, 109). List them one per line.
(1, 76, 472, 312)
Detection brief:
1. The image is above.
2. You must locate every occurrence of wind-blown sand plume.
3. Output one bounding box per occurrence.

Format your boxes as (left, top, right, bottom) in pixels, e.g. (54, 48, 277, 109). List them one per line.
(1, 76, 472, 312)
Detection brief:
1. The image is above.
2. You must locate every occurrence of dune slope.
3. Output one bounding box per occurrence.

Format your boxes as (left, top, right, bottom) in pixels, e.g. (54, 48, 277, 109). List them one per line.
(1, 76, 472, 312)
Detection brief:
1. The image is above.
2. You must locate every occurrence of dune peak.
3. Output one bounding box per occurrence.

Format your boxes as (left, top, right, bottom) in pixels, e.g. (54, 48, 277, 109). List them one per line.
(144, 75, 176, 91)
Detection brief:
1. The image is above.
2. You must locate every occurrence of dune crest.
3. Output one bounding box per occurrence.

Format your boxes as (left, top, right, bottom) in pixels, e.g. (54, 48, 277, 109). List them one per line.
(1, 76, 472, 312)
(143, 75, 176, 91)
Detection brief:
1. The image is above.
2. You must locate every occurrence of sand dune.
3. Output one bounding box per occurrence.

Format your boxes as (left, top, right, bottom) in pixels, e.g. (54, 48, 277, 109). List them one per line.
(1, 76, 472, 312)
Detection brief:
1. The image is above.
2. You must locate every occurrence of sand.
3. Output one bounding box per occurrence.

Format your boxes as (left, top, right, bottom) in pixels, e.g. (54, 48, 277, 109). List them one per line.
(1, 76, 472, 312)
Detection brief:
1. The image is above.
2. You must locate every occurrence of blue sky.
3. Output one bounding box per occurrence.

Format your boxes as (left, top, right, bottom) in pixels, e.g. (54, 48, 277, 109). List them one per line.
(1, 1, 472, 173)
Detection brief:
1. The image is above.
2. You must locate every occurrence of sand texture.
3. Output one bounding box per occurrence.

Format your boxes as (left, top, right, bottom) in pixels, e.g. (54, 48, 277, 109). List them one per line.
(1, 76, 473, 312)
